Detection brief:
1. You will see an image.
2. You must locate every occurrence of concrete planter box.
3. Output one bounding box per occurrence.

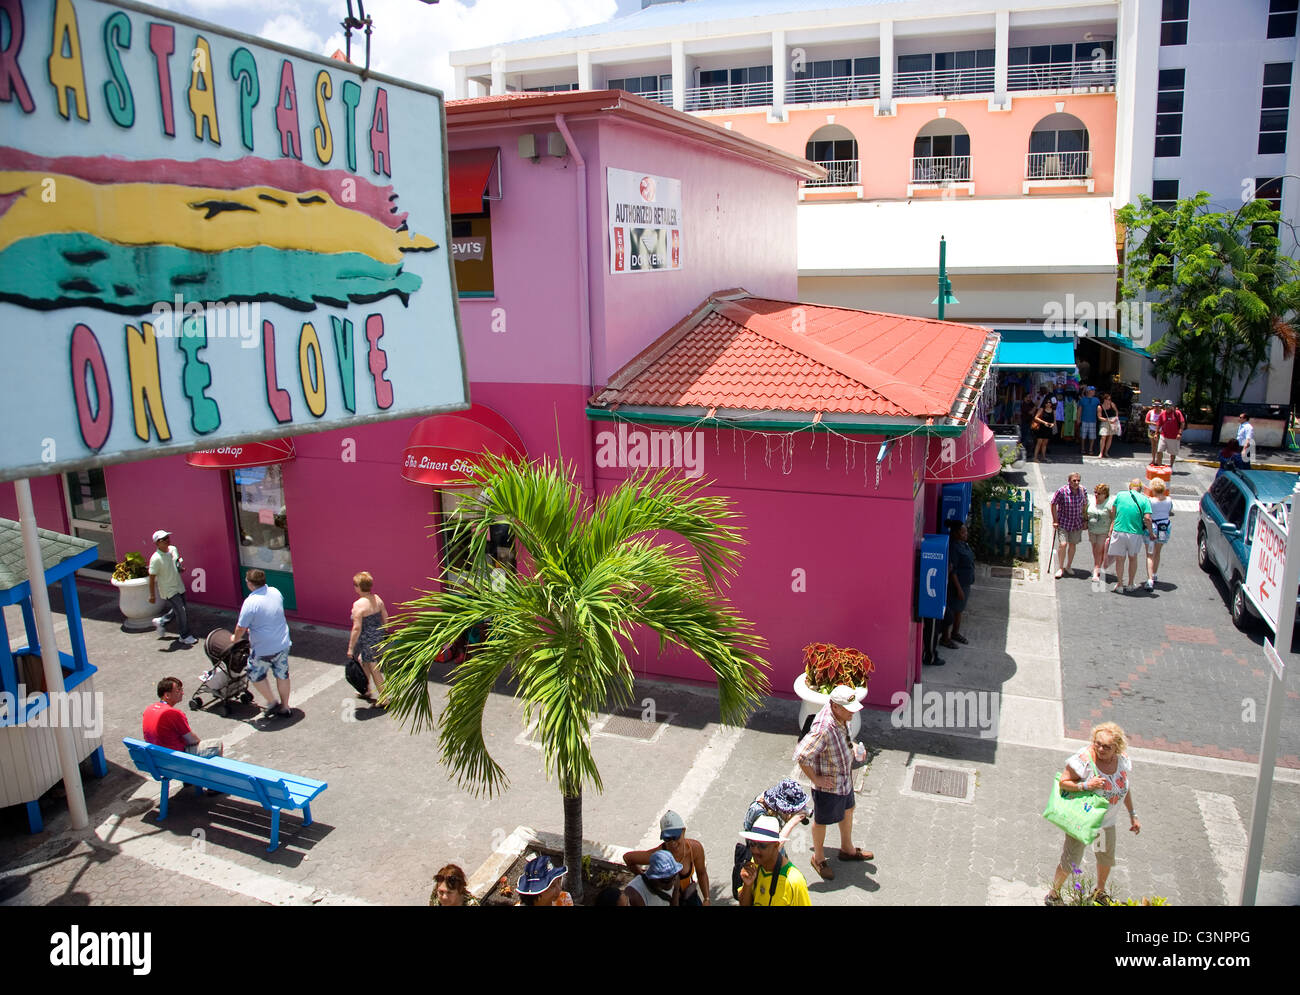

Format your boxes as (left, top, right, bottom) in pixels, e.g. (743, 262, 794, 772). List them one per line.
(111, 576, 156, 631)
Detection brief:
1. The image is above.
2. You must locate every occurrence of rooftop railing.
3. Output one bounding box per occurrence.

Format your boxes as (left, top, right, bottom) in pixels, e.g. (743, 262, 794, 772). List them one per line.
(785, 74, 881, 104)
(684, 80, 773, 111)
(1007, 59, 1116, 92)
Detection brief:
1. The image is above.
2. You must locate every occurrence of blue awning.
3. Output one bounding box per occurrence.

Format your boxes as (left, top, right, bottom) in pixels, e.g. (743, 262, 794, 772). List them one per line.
(993, 328, 1076, 369)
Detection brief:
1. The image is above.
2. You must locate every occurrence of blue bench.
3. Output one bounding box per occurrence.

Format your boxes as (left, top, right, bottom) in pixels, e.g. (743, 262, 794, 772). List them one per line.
(123, 738, 327, 853)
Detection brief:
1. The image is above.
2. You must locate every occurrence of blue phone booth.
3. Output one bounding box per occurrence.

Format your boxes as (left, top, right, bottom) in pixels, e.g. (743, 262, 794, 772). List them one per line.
(940, 482, 972, 527)
(918, 533, 950, 619)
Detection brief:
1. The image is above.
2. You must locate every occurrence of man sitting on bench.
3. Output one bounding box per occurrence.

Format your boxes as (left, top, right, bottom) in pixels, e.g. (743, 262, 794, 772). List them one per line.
(143, 677, 224, 758)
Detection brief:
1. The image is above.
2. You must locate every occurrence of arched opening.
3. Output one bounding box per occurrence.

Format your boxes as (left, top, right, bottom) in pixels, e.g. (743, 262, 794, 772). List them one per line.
(804, 125, 859, 186)
(912, 119, 970, 182)
(1027, 113, 1091, 179)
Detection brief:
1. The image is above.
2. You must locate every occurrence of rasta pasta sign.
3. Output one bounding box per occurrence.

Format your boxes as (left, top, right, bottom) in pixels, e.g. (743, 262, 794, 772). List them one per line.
(0, 0, 466, 483)
(608, 167, 681, 274)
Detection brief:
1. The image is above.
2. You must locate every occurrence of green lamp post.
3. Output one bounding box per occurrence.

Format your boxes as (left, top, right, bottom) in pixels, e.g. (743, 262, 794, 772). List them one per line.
(933, 235, 959, 320)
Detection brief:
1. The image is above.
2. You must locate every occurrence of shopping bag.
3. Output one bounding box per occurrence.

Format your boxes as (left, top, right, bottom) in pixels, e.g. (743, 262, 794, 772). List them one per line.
(1042, 772, 1109, 844)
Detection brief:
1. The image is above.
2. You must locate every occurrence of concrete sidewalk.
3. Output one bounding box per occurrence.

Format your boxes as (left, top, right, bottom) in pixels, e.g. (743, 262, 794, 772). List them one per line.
(2, 515, 1298, 906)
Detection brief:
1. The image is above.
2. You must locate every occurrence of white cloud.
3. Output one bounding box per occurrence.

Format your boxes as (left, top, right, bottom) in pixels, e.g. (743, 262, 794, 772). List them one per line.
(258, 13, 328, 55)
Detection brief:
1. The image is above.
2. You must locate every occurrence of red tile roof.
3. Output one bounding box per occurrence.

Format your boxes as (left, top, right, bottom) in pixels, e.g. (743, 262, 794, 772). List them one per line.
(591, 293, 995, 423)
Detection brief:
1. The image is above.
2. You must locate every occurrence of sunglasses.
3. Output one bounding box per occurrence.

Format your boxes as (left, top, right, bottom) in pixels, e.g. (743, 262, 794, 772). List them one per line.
(435, 874, 464, 887)
(1093, 741, 1115, 752)
(748, 840, 774, 851)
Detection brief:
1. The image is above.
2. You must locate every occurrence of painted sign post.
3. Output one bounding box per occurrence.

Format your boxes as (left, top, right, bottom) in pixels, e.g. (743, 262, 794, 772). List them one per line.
(0, 0, 467, 483)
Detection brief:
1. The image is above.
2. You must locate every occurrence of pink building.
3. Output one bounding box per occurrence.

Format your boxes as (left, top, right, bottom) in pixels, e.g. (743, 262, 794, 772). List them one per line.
(5, 91, 997, 704)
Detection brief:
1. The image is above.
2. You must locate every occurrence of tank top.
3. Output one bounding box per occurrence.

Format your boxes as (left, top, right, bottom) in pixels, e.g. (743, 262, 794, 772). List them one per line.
(626, 875, 673, 906)
(356, 611, 384, 659)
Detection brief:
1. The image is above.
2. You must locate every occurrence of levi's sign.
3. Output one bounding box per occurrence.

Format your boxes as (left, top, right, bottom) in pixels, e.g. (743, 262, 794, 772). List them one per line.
(0, 0, 467, 483)
(1245, 506, 1287, 632)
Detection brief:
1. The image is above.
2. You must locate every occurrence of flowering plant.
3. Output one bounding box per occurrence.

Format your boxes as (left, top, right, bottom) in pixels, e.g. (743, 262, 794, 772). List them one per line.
(803, 642, 875, 695)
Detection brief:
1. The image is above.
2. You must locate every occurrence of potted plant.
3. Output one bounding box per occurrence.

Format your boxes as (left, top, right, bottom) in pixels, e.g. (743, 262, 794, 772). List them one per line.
(793, 642, 875, 736)
(111, 551, 156, 631)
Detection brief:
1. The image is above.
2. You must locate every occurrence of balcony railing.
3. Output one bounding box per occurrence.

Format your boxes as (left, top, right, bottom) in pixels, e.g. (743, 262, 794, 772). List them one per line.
(894, 67, 995, 98)
(635, 88, 673, 107)
(1025, 150, 1092, 180)
(684, 81, 773, 111)
(804, 159, 860, 187)
(1008, 60, 1116, 92)
(911, 156, 972, 183)
(785, 74, 881, 104)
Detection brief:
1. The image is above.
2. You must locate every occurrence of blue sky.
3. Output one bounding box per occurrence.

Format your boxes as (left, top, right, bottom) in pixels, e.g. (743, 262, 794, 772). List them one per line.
(155, 0, 643, 94)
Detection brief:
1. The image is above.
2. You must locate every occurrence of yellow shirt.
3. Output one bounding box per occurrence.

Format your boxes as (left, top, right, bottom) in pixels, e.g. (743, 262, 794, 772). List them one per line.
(750, 863, 812, 906)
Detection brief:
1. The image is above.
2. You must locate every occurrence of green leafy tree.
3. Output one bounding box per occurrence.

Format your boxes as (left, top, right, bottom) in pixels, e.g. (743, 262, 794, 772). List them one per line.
(1117, 191, 1300, 416)
(381, 453, 769, 901)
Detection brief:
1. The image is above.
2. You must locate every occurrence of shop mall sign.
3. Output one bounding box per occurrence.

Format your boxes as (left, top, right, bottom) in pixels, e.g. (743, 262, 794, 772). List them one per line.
(1245, 505, 1288, 632)
(0, 0, 466, 483)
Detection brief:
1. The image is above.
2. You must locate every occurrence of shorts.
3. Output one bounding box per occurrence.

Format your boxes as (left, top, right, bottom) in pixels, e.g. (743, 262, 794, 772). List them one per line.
(812, 788, 855, 825)
(1147, 427, 1158, 439)
(1157, 436, 1181, 457)
(1098, 422, 1112, 437)
(246, 647, 291, 682)
(1058, 826, 1117, 872)
(1079, 422, 1096, 440)
(1057, 529, 1082, 545)
(1107, 532, 1145, 558)
(186, 739, 224, 758)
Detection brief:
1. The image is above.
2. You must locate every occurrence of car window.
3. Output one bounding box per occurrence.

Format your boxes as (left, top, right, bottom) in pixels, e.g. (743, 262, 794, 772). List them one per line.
(1209, 476, 1236, 513)
(1246, 506, 1259, 544)
(1223, 487, 1247, 528)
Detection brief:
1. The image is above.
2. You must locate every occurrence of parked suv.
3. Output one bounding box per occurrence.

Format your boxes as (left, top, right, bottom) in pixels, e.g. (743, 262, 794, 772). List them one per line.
(1197, 469, 1299, 629)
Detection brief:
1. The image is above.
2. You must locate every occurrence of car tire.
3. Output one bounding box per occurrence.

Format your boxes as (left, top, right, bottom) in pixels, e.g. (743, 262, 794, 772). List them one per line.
(1197, 529, 1213, 573)
(1230, 580, 1253, 631)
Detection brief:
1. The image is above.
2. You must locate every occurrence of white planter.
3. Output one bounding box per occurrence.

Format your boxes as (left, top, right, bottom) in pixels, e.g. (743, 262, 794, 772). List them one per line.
(793, 673, 867, 739)
(112, 576, 156, 632)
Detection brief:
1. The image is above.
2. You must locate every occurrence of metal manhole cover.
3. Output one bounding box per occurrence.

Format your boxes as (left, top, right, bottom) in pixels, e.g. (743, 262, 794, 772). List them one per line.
(911, 765, 970, 798)
(599, 712, 664, 740)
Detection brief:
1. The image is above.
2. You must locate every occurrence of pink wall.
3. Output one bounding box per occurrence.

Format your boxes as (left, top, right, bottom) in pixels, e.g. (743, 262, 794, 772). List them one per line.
(723, 92, 1117, 199)
(0, 477, 68, 532)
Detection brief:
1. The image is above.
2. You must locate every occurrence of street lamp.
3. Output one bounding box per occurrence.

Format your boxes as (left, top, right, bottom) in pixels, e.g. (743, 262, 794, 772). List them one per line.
(932, 235, 959, 320)
(343, 0, 439, 72)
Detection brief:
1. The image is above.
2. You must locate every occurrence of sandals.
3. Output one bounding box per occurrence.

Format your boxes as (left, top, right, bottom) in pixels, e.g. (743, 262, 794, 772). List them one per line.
(939, 638, 957, 649)
(811, 856, 835, 880)
(952, 634, 968, 645)
(837, 848, 874, 862)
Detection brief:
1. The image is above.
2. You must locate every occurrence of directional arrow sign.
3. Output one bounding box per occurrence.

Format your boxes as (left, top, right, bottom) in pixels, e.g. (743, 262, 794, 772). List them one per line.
(1245, 506, 1288, 633)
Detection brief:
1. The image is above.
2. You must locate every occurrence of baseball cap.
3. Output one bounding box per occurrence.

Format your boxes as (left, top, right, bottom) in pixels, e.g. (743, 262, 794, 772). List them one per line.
(829, 685, 864, 713)
(659, 810, 685, 840)
(152, 529, 172, 542)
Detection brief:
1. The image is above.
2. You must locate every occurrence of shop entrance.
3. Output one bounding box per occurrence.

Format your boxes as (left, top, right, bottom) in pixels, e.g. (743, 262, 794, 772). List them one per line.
(437, 487, 516, 589)
(230, 464, 296, 609)
(63, 469, 115, 578)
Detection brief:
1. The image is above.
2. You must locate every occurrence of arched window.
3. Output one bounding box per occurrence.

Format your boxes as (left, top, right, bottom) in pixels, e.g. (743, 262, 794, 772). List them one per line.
(804, 125, 859, 186)
(912, 119, 970, 181)
(1027, 113, 1091, 178)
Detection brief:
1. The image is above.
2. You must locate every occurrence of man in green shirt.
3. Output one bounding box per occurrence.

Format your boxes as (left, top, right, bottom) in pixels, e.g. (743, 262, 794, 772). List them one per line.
(1106, 481, 1153, 593)
(149, 529, 196, 645)
(738, 816, 812, 906)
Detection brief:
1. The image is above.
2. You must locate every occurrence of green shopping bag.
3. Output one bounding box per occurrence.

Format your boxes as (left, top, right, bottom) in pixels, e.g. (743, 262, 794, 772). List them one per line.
(1042, 772, 1109, 844)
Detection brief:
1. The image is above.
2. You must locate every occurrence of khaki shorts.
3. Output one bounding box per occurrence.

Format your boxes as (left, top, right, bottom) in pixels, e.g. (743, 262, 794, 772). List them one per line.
(186, 740, 224, 758)
(1108, 532, 1146, 558)
(1158, 436, 1181, 457)
(1059, 826, 1117, 872)
(1057, 529, 1083, 545)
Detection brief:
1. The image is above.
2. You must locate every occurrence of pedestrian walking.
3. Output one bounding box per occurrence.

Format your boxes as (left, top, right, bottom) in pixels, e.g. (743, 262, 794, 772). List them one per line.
(623, 850, 683, 906)
(429, 863, 479, 906)
(1154, 399, 1185, 469)
(148, 529, 196, 645)
(1144, 478, 1174, 589)
(940, 520, 974, 648)
(1097, 393, 1120, 458)
(1085, 483, 1114, 584)
(1237, 412, 1256, 468)
(1031, 399, 1054, 461)
(1050, 473, 1087, 579)
(347, 571, 387, 702)
(516, 855, 573, 906)
(624, 810, 711, 905)
(1105, 480, 1154, 593)
(1078, 386, 1100, 457)
(794, 685, 872, 881)
(737, 815, 812, 906)
(233, 568, 294, 718)
(1144, 402, 1162, 464)
(1044, 722, 1140, 906)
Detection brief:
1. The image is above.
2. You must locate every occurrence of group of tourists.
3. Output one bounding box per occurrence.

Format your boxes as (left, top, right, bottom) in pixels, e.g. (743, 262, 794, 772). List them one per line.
(1051, 473, 1173, 592)
(1026, 386, 1124, 461)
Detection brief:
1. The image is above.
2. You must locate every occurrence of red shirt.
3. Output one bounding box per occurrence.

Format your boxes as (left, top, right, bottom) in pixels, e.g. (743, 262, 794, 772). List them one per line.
(1157, 409, 1184, 439)
(143, 701, 193, 751)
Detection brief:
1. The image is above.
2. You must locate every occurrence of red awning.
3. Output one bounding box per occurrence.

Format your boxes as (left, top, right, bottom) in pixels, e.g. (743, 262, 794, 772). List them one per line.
(401, 404, 525, 487)
(449, 148, 500, 215)
(186, 439, 296, 468)
(924, 421, 1001, 483)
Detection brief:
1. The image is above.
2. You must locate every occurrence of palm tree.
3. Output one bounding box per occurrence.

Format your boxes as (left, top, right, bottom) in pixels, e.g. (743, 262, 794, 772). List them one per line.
(381, 452, 770, 901)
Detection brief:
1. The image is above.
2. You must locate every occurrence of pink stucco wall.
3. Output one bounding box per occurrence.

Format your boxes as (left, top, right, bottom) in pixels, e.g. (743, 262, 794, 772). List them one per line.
(0, 477, 68, 532)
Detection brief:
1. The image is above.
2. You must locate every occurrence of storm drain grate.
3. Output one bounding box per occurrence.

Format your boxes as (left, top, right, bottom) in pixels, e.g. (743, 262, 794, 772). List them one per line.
(910, 765, 970, 799)
(598, 711, 665, 741)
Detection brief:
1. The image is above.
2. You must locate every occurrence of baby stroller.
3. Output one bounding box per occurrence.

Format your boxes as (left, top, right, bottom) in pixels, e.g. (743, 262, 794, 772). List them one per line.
(191, 628, 255, 715)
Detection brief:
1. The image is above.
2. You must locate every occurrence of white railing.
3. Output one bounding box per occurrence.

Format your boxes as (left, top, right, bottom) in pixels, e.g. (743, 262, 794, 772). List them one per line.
(893, 67, 995, 97)
(634, 88, 673, 106)
(684, 81, 773, 111)
(1025, 150, 1092, 180)
(1007, 59, 1116, 92)
(911, 156, 972, 183)
(804, 159, 860, 187)
(785, 74, 881, 104)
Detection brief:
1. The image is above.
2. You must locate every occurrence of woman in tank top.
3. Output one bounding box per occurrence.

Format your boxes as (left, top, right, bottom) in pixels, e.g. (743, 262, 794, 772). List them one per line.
(347, 570, 388, 702)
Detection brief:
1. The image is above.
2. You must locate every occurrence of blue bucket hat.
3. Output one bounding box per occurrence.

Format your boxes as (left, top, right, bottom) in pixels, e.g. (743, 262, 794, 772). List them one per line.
(516, 855, 566, 896)
(645, 849, 683, 881)
(762, 778, 809, 816)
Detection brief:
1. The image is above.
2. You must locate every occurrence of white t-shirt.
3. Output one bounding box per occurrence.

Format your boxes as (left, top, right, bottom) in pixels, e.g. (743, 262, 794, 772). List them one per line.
(1066, 748, 1132, 828)
(1237, 421, 1255, 448)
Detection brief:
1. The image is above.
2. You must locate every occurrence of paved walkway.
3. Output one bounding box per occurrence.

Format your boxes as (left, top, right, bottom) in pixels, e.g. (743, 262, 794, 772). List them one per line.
(3, 469, 1298, 905)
